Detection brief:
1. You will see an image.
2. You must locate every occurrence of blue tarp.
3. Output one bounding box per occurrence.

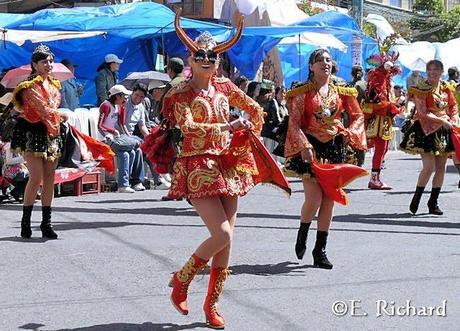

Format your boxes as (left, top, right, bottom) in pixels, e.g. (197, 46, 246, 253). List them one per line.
(1, 3, 386, 103)
(1, 3, 233, 104)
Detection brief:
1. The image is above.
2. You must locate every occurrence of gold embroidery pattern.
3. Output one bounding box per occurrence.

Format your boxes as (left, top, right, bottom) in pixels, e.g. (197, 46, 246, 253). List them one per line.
(208, 268, 230, 309)
(171, 161, 187, 187)
(187, 160, 220, 193)
(224, 168, 241, 194)
(191, 137, 206, 150)
(176, 256, 206, 283)
(191, 96, 213, 123)
(379, 116, 394, 140)
(213, 94, 230, 123)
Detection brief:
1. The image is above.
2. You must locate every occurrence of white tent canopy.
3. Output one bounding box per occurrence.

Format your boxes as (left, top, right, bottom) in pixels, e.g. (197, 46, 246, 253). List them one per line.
(0, 28, 105, 46)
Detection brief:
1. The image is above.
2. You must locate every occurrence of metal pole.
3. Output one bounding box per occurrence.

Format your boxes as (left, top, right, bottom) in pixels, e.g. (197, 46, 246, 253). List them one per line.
(298, 34, 301, 81)
(351, 0, 363, 29)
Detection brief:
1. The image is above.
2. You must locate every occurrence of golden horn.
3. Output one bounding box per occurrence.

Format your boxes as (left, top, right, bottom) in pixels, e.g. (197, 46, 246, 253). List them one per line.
(174, 8, 198, 54)
(213, 12, 244, 54)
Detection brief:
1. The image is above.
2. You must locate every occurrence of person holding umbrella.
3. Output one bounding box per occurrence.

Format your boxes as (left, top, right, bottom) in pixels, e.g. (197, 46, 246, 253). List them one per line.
(10, 44, 68, 239)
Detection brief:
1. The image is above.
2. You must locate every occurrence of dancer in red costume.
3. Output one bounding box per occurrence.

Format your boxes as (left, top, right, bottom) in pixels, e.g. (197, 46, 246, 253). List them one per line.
(400, 60, 459, 215)
(146, 11, 289, 329)
(363, 35, 402, 190)
(284, 49, 367, 269)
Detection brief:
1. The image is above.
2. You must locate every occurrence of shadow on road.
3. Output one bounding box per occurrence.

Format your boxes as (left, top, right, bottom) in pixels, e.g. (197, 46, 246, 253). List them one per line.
(230, 261, 315, 276)
(0, 236, 54, 243)
(20, 322, 208, 331)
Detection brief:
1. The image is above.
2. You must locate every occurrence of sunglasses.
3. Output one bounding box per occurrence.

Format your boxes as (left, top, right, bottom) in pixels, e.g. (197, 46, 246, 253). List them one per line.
(194, 49, 218, 64)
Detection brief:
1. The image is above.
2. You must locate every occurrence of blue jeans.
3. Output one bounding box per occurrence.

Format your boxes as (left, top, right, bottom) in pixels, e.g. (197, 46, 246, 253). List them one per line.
(116, 147, 145, 187)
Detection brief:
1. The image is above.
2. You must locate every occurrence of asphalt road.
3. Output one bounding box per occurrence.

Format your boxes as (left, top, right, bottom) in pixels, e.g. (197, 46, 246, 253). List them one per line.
(1, 151, 459, 331)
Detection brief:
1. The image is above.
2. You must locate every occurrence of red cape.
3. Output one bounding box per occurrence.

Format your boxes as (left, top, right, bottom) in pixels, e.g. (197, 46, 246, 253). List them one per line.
(311, 162, 368, 205)
(228, 130, 291, 195)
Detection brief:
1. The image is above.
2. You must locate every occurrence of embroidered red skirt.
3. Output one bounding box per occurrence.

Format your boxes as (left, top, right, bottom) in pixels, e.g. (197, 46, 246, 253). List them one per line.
(167, 154, 254, 200)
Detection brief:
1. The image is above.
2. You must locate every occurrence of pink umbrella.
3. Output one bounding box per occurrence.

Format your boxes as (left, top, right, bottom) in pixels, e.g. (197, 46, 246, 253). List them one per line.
(0, 63, 74, 88)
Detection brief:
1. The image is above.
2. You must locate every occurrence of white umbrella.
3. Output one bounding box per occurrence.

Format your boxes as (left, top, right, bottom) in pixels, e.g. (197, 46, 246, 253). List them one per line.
(279, 32, 347, 52)
(120, 71, 170, 90)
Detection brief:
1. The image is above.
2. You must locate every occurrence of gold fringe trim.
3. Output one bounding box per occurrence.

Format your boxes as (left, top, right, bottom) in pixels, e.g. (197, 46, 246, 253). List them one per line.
(442, 81, 455, 92)
(286, 81, 316, 98)
(407, 81, 453, 96)
(399, 145, 455, 157)
(10, 147, 61, 162)
(334, 85, 358, 97)
(286, 81, 358, 99)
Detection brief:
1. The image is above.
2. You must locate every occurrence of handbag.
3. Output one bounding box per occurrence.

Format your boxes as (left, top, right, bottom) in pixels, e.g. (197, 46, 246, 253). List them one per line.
(108, 134, 140, 153)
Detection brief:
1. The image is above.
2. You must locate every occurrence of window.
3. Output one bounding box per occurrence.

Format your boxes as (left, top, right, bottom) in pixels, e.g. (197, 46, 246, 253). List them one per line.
(166, 0, 204, 16)
(389, 0, 402, 7)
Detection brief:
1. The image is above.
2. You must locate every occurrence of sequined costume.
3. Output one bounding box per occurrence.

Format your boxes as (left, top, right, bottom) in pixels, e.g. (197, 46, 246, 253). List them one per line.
(400, 81, 460, 155)
(363, 41, 402, 189)
(283, 81, 366, 178)
(161, 76, 264, 199)
(11, 75, 64, 161)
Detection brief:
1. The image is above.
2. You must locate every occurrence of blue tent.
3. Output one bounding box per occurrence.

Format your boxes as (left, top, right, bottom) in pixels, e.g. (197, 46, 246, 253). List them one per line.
(278, 11, 379, 88)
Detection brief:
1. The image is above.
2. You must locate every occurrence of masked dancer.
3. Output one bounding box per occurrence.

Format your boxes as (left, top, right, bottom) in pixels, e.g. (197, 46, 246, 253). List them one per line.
(145, 11, 289, 329)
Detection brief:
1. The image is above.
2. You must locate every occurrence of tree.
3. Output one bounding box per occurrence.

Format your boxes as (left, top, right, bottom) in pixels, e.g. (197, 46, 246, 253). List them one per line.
(412, 0, 444, 14)
(409, 0, 460, 42)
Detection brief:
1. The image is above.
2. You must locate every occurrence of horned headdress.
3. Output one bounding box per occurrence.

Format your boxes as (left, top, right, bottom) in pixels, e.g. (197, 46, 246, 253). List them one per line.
(174, 9, 244, 54)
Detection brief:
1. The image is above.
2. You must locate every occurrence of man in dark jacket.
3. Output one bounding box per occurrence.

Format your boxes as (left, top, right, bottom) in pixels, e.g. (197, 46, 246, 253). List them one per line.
(95, 53, 123, 106)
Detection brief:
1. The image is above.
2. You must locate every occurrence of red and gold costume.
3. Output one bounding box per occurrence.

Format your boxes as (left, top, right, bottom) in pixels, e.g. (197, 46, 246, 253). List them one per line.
(362, 66, 401, 142)
(284, 81, 366, 164)
(161, 10, 291, 330)
(400, 81, 459, 156)
(364, 54, 401, 189)
(161, 76, 264, 199)
(11, 75, 64, 161)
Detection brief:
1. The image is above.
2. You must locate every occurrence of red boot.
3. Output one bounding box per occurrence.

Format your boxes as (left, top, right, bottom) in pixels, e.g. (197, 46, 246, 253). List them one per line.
(203, 267, 230, 329)
(170, 254, 208, 315)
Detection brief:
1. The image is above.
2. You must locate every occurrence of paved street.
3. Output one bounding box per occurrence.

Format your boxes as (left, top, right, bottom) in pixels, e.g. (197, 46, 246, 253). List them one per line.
(1, 151, 459, 331)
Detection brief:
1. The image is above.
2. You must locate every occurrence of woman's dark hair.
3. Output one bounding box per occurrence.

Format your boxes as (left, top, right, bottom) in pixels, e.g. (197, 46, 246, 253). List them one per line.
(256, 88, 272, 104)
(246, 81, 260, 98)
(30, 44, 54, 77)
(97, 62, 111, 72)
(307, 48, 329, 80)
(234, 75, 248, 88)
(275, 86, 286, 100)
(133, 82, 148, 96)
(426, 59, 443, 71)
(108, 93, 122, 104)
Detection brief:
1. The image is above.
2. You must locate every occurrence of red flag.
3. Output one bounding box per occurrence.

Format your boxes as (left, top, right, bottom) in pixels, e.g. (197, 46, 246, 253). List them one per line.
(70, 126, 115, 174)
(311, 162, 368, 205)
